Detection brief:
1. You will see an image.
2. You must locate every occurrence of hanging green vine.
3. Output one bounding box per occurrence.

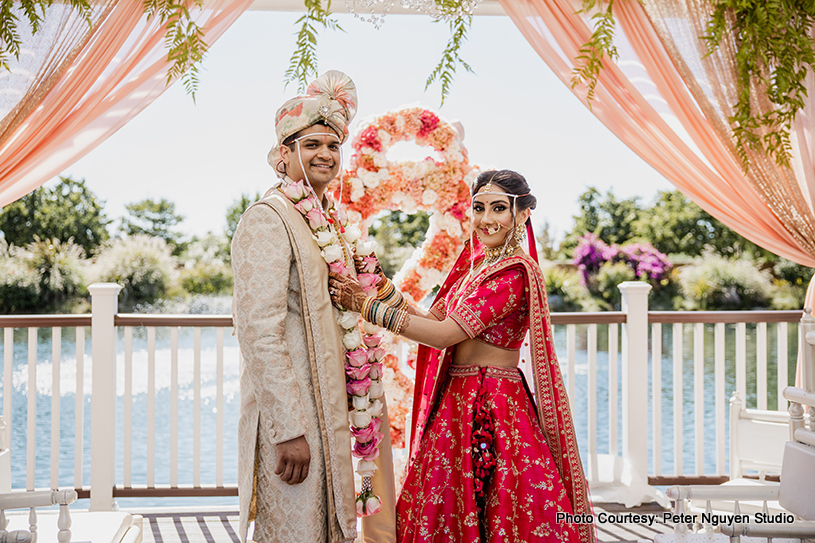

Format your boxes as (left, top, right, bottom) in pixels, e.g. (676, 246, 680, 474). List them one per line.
(572, 0, 815, 169)
(703, 1, 815, 168)
(283, 0, 473, 104)
(0, 0, 92, 71)
(0, 1, 209, 101)
(143, 1, 209, 102)
(571, 0, 618, 103)
(284, 0, 343, 93)
(425, 15, 474, 106)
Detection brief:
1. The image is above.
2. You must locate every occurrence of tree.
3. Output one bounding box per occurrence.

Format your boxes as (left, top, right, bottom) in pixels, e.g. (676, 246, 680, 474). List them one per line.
(558, 188, 641, 257)
(120, 198, 186, 252)
(225, 192, 261, 246)
(0, 176, 110, 254)
(367, 211, 431, 278)
(633, 190, 770, 259)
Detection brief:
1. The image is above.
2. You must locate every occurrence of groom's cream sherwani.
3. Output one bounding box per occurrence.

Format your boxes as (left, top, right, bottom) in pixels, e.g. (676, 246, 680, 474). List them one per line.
(231, 183, 396, 543)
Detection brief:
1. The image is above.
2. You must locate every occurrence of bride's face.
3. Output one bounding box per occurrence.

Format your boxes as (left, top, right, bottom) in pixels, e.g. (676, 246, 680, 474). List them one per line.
(472, 193, 529, 248)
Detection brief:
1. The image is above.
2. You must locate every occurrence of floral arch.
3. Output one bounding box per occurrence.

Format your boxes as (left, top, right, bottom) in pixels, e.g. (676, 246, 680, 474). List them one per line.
(330, 107, 480, 447)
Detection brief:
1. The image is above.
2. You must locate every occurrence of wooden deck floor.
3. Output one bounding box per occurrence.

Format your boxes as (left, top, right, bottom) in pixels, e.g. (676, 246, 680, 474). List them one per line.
(137, 502, 674, 543)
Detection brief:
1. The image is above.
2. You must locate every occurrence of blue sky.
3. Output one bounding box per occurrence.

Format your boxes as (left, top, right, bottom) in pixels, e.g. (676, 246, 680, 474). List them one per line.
(59, 9, 673, 242)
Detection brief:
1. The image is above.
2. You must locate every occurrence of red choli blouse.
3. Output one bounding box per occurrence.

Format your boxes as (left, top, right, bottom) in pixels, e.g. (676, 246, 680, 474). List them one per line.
(429, 263, 529, 350)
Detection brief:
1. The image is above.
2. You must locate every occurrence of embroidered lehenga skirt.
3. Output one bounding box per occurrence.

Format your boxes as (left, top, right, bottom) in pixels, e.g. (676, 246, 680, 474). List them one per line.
(397, 365, 580, 543)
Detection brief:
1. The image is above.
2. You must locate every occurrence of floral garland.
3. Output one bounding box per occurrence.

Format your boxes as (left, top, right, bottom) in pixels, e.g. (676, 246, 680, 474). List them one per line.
(280, 179, 385, 516)
(333, 107, 478, 304)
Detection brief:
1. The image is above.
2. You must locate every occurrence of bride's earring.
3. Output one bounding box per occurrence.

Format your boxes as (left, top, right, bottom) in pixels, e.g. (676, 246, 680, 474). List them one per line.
(514, 224, 525, 244)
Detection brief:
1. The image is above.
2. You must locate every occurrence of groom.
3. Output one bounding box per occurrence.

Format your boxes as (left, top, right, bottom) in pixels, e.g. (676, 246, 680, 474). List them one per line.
(231, 71, 396, 543)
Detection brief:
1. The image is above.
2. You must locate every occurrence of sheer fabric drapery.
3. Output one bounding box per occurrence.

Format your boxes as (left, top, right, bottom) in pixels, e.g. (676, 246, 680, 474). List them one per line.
(499, 0, 815, 313)
(0, 0, 253, 207)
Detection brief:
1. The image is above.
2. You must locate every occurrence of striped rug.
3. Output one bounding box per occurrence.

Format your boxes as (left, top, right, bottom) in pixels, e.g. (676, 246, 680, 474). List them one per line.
(139, 503, 674, 543)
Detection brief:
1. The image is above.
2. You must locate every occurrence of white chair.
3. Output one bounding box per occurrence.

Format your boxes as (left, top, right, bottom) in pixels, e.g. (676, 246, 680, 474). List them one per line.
(652, 309, 815, 543)
(0, 416, 141, 543)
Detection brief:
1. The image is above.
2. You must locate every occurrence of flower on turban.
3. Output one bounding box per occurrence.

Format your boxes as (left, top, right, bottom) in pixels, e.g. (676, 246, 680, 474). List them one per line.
(268, 70, 357, 176)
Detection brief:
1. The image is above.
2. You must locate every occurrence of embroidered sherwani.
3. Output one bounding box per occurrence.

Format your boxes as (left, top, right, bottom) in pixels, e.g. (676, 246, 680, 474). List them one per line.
(232, 182, 396, 543)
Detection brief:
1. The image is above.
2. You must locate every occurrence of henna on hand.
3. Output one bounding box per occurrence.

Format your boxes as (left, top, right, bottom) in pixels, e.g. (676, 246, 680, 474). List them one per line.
(353, 253, 385, 279)
(328, 272, 368, 312)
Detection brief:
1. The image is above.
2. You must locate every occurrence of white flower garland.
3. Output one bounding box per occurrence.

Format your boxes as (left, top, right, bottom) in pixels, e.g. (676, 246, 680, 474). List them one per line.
(280, 179, 385, 516)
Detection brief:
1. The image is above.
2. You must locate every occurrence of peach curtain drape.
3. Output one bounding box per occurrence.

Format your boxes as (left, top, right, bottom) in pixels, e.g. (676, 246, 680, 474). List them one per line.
(0, 0, 253, 207)
(499, 0, 815, 313)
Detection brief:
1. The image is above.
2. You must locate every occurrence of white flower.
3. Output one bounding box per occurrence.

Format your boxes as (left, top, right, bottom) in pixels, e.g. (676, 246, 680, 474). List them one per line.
(352, 394, 370, 410)
(373, 153, 387, 168)
(377, 129, 391, 145)
(356, 240, 377, 256)
(337, 311, 359, 330)
(342, 224, 362, 244)
(356, 459, 378, 478)
(391, 192, 404, 205)
(313, 230, 334, 247)
(361, 171, 380, 188)
(347, 210, 363, 224)
(402, 198, 417, 214)
(368, 399, 383, 418)
(377, 168, 390, 180)
(321, 244, 343, 263)
(422, 189, 438, 206)
(368, 381, 384, 399)
(343, 329, 363, 350)
(360, 321, 380, 334)
(351, 410, 372, 428)
(350, 178, 365, 202)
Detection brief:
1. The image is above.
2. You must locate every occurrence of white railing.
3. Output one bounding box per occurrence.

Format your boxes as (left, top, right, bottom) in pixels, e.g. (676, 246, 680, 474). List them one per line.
(0, 281, 806, 509)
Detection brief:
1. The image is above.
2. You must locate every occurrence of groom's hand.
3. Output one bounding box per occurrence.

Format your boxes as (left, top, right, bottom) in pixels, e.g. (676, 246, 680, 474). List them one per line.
(275, 436, 310, 485)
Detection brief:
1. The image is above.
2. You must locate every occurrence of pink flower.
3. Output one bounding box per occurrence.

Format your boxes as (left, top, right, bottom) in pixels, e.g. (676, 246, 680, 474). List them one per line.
(351, 421, 378, 442)
(346, 364, 371, 380)
(305, 209, 328, 229)
(356, 498, 365, 517)
(364, 496, 382, 515)
(417, 110, 440, 138)
(357, 273, 381, 294)
(360, 256, 379, 274)
(346, 348, 368, 367)
(329, 260, 349, 275)
(362, 334, 383, 348)
(294, 198, 316, 214)
(368, 362, 384, 380)
(346, 377, 372, 396)
(283, 181, 307, 201)
(352, 438, 381, 461)
(367, 347, 385, 363)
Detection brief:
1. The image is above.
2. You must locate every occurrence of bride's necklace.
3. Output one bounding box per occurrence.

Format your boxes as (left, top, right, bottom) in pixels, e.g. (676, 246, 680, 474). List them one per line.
(483, 242, 519, 266)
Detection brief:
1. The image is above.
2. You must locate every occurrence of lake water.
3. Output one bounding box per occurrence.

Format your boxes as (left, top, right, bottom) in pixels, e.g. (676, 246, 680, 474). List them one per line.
(0, 320, 799, 508)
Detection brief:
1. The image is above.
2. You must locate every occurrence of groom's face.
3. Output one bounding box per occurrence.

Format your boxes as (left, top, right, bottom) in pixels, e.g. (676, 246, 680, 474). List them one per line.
(280, 124, 341, 188)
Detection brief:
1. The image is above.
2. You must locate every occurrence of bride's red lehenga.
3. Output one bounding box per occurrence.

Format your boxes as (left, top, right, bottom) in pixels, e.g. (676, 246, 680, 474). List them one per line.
(396, 239, 595, 543)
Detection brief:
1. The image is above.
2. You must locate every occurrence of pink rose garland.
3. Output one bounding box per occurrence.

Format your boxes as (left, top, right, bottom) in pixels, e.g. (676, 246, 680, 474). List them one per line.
(280, 178, 385, 517)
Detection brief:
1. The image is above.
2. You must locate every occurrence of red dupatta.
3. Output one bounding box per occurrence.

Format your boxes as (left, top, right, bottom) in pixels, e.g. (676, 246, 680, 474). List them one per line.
(409, 240, 595, 543)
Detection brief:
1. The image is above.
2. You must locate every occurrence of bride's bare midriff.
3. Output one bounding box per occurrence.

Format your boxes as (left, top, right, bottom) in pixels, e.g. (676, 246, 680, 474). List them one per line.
(452, 338, 520, 368)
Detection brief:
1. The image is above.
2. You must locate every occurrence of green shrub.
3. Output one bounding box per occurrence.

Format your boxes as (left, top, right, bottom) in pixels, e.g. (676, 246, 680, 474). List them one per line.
(91, 235, 178, 310)
(0, 242, 41, 313)
(24, 236, 87, 307)
(542, 265, 585, 312)
(594, 261, 637, 310)
(678, 254, 772, 310)
(180, 261, 233, 295)
(179, 235, 233, 295)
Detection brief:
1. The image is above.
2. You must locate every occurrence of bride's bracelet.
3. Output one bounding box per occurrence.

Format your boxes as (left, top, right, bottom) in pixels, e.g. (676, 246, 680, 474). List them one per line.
(376, 277, 409, 310)
(361, 297, 410, 335)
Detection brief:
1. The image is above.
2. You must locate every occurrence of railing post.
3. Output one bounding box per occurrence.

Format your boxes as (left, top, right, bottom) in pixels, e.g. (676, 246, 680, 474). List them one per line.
(619, 281, 652, 489)
(89, 283, 121, 511)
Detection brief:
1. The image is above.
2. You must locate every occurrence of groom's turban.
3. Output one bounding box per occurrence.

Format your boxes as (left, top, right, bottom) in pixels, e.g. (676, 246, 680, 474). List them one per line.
(268, 70, 357, 174)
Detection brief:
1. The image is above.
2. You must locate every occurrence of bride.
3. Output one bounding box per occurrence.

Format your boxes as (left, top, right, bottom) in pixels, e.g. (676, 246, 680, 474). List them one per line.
(329, 169, 594, 543)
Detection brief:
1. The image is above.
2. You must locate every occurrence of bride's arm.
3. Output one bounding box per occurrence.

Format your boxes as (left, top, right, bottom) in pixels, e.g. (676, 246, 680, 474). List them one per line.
(329, 272, 462, 347)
